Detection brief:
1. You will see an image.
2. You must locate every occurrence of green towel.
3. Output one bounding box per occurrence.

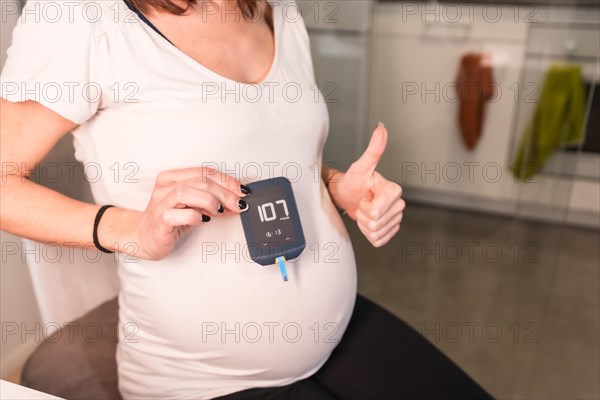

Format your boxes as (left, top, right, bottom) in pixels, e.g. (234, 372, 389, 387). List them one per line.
(512, 64, 586, 180)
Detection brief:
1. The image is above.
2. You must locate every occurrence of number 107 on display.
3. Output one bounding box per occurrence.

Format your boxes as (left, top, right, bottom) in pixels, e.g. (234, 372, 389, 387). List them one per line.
(257, 200, 289, 222)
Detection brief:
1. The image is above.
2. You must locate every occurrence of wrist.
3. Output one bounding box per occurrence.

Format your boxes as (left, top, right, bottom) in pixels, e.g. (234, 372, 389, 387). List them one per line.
(324, 168, 346, 211)
(96, 206, 143, 257)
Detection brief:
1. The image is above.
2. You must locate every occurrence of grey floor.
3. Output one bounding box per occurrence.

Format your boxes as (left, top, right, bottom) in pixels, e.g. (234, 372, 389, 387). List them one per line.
(344, 202, 600, 400)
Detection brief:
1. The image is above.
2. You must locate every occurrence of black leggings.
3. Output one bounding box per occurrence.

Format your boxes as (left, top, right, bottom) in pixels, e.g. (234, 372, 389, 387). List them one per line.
(213, 294, 493, 400)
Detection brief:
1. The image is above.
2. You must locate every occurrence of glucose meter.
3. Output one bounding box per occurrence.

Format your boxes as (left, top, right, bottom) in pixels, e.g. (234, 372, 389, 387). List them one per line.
(240, 177, 306, 281)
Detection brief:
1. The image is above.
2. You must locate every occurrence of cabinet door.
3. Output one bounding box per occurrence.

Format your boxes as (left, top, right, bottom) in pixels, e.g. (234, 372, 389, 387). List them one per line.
(0, 0, 20, 69)
(299, 0, 373, 33)
(310, 32, 370, 171)
(370, 33, 525, 200)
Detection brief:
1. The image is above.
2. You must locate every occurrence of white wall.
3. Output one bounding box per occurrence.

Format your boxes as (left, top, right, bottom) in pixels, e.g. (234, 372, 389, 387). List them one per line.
(1, 0, 43, 378)
(369, 3, 600, 228)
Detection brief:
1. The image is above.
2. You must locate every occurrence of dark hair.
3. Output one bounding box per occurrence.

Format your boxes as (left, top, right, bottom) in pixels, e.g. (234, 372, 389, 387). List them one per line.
(129, 0, 261, 19)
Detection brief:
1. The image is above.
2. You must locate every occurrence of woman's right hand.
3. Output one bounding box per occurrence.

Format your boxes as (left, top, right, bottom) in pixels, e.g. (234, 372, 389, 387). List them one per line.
(1, 99, 250, 260)
(123, 167, 250, 261)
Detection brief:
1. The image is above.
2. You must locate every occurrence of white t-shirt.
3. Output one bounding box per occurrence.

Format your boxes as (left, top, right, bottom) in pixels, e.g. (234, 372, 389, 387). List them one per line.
(1, 1, 357, 398)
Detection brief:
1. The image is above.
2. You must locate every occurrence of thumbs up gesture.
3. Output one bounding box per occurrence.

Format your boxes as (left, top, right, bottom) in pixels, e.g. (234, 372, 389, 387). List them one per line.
(327, 123, 405, 247)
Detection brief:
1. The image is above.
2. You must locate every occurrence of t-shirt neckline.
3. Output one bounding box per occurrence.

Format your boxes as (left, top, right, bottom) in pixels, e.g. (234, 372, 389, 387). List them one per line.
(123, 0, 281, 86)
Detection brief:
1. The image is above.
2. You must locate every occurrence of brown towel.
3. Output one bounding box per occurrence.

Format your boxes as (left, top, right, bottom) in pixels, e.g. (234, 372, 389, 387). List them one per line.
(456, 53, 495, 150)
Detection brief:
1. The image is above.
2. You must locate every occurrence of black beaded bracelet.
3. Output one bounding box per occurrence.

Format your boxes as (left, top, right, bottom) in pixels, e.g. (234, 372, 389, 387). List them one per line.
(93, 205, 115, 254)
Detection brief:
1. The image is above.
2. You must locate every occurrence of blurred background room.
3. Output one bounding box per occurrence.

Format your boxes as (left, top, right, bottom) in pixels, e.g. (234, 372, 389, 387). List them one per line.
(1, 0, 599, 399)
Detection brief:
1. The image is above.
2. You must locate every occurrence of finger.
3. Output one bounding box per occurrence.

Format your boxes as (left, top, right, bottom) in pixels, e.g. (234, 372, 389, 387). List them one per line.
(369, 211, 403, 242)
(358, 218, 400, 248)
(356, 220, 375, 245)
(204, 170, 250, 197)
(357, 198, 373, 218)
(165, 184, 222, 215)
(156, 167, 215, 184)
(359, 172, 402, 218)
(183, 177, 246, 213)
(357, 189, 406, 221)
(372, 224, 400, 248)
(371, 182, 403, 216)
(162, 208, 208, 227)
(358, 186, 404, 221)
(156, 167, 248, 197)
(356, 203, 404, 235)
(357, 218, 399, 247)
(350, 123, 388, 175)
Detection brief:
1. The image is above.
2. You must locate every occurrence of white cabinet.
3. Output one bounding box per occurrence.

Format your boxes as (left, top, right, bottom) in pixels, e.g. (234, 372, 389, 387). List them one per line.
(370, 3, 528, 202)
(303, 1, 374, 171)
(370, 3, 600, 227)
(311, 33, 371, 171)
(300, 0, 373, 32)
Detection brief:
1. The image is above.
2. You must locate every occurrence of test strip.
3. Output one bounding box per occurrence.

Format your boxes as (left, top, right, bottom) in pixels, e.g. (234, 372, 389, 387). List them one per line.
(276, 256, 288, 282)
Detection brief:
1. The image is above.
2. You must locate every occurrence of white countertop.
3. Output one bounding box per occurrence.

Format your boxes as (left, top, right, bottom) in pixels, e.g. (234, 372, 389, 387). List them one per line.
(0, 380, 63, 400)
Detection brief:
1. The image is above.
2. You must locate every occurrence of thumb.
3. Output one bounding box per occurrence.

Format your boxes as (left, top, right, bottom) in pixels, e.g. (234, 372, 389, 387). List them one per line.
(351, 123, 388, 176)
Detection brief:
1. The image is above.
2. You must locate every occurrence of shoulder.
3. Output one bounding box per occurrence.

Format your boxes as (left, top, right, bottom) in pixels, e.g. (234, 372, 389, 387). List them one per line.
(270, 0, 303, 19)
(1, 0, 123, 123)
(271, 0, 309, 35)
(4, 1, 128, 65)
(16, 0, 132, 36)
(270, 1, 316, 80)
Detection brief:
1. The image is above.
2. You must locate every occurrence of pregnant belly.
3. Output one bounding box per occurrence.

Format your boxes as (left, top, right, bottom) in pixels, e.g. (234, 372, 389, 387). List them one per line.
(116, 219, 357, 391)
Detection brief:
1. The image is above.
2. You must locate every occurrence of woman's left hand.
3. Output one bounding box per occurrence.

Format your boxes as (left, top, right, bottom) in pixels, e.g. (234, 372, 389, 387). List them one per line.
(327, 123, 405, 247)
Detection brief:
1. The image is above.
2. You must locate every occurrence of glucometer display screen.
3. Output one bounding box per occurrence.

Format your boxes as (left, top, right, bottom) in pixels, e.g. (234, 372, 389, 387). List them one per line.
(245, 186, 298, 247)
(240, 177, 306, 266)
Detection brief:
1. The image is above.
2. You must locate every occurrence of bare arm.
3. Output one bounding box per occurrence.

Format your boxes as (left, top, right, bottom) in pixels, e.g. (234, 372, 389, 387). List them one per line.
(1, 99, 249, 260)
(0, 98, 139, 254)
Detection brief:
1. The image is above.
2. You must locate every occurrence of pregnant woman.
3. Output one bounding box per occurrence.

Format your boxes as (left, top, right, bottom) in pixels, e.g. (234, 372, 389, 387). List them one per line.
(1, 1, 491, 399)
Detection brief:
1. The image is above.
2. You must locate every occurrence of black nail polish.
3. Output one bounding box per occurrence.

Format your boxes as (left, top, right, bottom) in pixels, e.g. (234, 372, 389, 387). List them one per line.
(238, 199, 248, 210)
(202, 214, 211, 222)
(217, 204, 224, 214)
(240, 185, 252, 195)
